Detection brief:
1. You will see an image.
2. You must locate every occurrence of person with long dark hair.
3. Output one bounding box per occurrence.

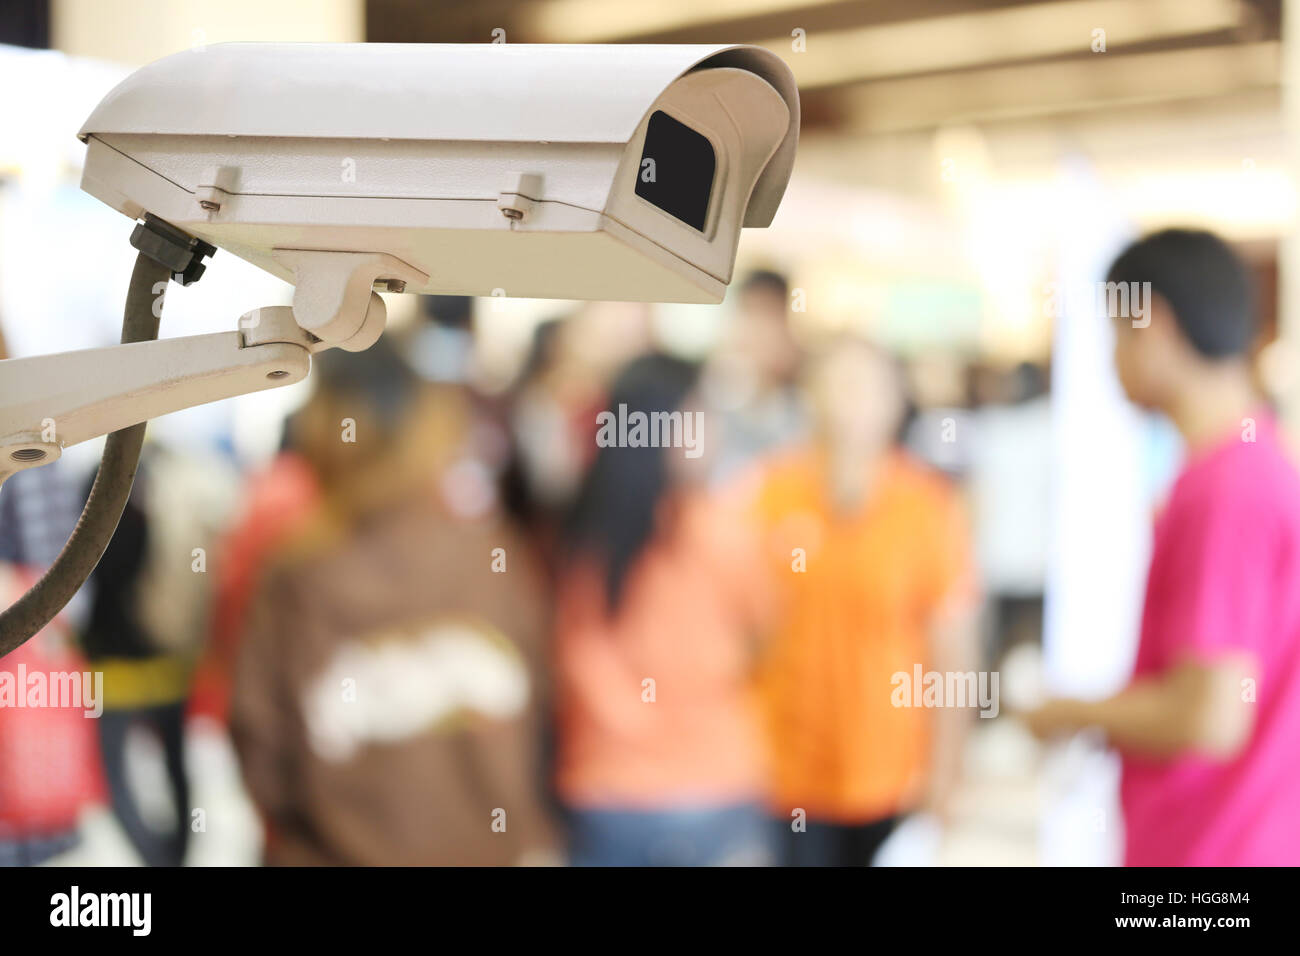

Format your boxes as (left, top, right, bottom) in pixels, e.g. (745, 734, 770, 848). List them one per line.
(554, 354, 772, 866)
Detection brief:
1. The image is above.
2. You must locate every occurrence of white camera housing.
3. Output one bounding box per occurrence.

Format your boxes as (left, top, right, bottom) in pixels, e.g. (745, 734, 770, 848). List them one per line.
(78, 42, 799, 334)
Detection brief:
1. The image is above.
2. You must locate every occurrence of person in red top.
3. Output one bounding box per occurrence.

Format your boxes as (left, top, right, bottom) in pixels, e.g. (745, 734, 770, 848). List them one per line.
(189, 450, 319, 726)
(554, 354, 772, 866)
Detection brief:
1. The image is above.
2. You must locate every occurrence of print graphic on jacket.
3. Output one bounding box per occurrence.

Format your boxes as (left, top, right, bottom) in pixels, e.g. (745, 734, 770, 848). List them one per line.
(302, 618, 530, 762)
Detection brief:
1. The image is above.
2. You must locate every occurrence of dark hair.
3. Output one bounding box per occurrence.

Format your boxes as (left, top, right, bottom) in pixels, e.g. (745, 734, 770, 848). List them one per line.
(312, 334, 421, 440)
(1106, 228, 1256, 359)
(511, 317, 565, 394)
(564, 353, 700, 613)
(739, 268, 789, 302)
(420, 294, 473, 330)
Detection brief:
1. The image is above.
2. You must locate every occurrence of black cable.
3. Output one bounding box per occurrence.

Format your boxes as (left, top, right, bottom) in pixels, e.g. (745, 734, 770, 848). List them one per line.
(0, 252, 170, 658)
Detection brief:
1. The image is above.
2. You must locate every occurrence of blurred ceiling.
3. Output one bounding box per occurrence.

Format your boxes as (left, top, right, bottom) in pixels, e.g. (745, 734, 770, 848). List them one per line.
(366, 0, 1284, 134)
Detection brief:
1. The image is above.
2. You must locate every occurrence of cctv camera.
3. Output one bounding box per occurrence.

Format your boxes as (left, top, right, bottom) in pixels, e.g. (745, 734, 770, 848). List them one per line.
(0, 42, 800, 657)
(78, 42, 800, 344)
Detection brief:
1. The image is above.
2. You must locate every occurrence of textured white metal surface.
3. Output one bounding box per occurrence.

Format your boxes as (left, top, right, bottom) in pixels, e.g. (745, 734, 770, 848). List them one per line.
(0, 322, 310, 486)
(78, 42, 799, 228)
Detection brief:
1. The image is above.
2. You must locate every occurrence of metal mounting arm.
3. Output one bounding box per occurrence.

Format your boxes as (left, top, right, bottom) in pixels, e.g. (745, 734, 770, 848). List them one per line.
(0, 229, 404, 660)
(0, 306, 312, 487)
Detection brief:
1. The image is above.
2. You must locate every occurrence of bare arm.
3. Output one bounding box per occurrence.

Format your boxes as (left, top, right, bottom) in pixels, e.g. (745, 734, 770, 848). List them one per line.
(923, 599, 980, 820)
(1023, 653, 1256, 760)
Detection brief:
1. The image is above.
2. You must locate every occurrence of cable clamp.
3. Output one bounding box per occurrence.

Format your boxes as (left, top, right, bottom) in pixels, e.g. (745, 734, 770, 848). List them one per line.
(128, 213, 216, 286)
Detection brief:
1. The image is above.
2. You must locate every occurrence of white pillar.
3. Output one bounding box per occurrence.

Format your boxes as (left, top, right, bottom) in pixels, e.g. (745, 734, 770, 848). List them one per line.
(1041, 157, 1152, 866)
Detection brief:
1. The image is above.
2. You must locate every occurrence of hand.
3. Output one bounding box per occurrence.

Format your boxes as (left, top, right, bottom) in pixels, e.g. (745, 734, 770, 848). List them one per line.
(1019, 698, 1083, 742)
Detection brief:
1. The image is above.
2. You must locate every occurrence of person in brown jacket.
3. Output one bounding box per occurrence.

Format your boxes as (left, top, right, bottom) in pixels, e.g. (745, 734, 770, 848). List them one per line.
(230, 337, 558, 866)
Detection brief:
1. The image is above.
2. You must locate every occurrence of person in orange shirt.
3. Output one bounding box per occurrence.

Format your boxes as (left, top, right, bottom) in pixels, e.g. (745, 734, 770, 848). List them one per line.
(555, 354, 772, 866)
(754, 338, 979, 866)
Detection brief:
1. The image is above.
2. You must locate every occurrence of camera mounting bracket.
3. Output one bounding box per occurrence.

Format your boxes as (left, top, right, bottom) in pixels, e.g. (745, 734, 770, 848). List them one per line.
(0, 306, 312, 487)
(271, 249, 429, 353)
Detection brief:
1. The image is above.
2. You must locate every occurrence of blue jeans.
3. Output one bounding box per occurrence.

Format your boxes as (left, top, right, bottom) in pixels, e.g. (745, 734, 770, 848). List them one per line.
(0, 830, 78, 867)
(770, 814, 900, 867)
(565, 803, 772, 866)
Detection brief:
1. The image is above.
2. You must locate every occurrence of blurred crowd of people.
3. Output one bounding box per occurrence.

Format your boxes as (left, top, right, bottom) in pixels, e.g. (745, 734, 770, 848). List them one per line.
(0, 266, 1016, 866)
(4, 230, 1296, 866)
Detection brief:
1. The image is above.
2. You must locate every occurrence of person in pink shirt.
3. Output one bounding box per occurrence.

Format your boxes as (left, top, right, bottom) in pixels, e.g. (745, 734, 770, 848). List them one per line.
(1026, 228, 1300, 866)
